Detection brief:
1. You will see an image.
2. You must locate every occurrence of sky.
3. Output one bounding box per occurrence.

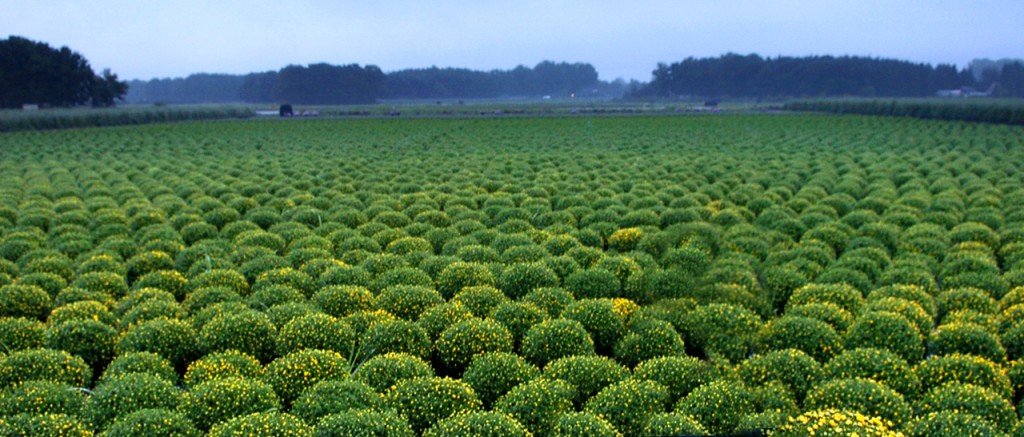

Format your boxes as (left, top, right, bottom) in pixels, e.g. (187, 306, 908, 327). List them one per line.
(2, 0, 1022, 82)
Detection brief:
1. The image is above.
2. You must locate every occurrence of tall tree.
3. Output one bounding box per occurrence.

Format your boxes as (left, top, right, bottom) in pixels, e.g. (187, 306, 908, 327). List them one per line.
(0, 36, 127, 108)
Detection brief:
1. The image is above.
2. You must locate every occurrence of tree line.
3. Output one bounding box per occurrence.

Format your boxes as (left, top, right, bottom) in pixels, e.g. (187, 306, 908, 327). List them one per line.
(634, 53, 1024, 99)
(126, 61, 603, 105)
(0, 36, 127, 108)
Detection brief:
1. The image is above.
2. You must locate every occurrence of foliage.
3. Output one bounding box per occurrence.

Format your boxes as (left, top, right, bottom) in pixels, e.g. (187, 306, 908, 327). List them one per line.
(844, 311, 925, 364)
(905, 410, 1008, 437)
(265, 348, 350, 406)
(675, 379, 755, 435)
(312, 409, 415, 437)
(0, 35, 127, 109)
(101, 408, 203, 437)
(584, 379, 669, 436)
(461, 352, 539, 408)
(351, 352, 434, 393)
(804, 377, 912, 427)
(423, 410, 530, 437)
(773, 408, 902, 437)
(759, 315, 843, 363)
(276, 312, 355, 356)
(178, 376, 281, 431)
(199, 310, 277, 363)
(0, 379, 86, 416)
(0, 413, 93, 437)
(183, 350, 265, 387)
(550, 411, 622, 437)
(913, 382, 1017, 430)
(494, 377, 574, 436)
(521, 318, 595, 367)
(0, 348, 91, 388)
(83, 372, 183, 430)
(385, 376, 482, 434)
(682, 303, 761, 362)
(208, 411, 313, 437)
(289, 379, 382, 424)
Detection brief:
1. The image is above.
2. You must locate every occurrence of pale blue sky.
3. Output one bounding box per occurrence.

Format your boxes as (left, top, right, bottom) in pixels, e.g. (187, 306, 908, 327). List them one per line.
(2, 0, 1021, 81)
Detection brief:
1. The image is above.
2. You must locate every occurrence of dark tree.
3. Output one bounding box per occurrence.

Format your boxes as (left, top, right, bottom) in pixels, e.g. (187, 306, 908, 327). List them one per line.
(635, 53, 978, 99)
(0, 36, 127, 108)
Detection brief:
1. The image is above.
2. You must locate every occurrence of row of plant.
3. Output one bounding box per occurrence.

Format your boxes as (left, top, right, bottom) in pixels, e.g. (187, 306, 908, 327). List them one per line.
(0, 105, 255, 133)
(1, 114, 1024, 435)
(783, 98, 1024, 125)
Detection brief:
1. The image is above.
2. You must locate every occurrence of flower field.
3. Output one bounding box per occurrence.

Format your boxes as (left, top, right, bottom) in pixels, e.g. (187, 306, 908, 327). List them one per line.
(1, 113, 1024, 436)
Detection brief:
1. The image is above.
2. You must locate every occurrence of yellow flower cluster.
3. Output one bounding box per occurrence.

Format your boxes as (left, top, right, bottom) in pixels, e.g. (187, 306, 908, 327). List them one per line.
(773, 408, 903, 437)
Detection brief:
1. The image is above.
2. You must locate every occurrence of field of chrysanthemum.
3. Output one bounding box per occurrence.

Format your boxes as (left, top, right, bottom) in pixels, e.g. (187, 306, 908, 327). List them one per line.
(1, 113, 1023, 436)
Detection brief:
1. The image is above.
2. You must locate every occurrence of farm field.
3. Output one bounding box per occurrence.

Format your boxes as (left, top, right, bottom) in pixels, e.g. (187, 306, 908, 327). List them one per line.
(1, 113, 1024, 436)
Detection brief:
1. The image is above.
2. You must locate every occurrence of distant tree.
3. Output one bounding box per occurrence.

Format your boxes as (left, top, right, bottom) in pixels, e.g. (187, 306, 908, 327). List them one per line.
(0, 36, 127, 108)
(999, 62, 1024, 97)
(635, 53, 977, 99)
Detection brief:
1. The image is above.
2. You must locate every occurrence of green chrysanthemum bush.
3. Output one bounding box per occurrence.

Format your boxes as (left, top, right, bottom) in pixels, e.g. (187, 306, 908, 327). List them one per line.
(787, 283, 866, 316)
(867, 284, 936, 318)
(312, 284, 376, 318)
(244, 284, 306, 311)
(844, 311, 924, 364)
(275, 312, 355, 356)
(83, 372, 183, 431)
(550, 411, 622, 437)
(936, 287, 997, 320)
(253, 267, 316, 298)
(822, 348, 920, 400)
(758, 315, 843, 364)
(118, 298, 189, 329)
(208, 411, 313, 437)
(54, 286, 116, 309)
(113, 286, 176, 319)
(415, 302, 474, 342)
(451, 285, 508, 317)
(376, 285, 444, 321)
(643, 412, 708, 437)
(0, 316, 45, 352)
(461, 351, 540, 408)
(102, 351, 178, 384)
(266, 348, 350, 406)
(613, 317, 686, 368)
(125, 250, 175, 284)
(182, 286, 242, 315)
(101, 408, 203, 437)
(632, 355, 720, 406)
(423, 410, 531, 437)
(675, 379, 755, 435)
(435, 261, 496, 299)
(15, 272, 67, 297)
(866, 297, 934, 338)
(493, 377, 574, 436)
(584, 379, 669, 437)
(0, 283, 52, 320)
(313, 409, 415, 437)
(45, 318, 118, 372)
(804, 377, 912, 428)
(561, 298, 627, 355)
(739, 349, 822, 402)
(564, 268, 622, 300)
(48, 299, 118, 327)
(904, 410, 1006, 437)
(488, 300, 548, 350)
(914, 353, 1012, 402)
(785, 302, 854, 334)
(0, 380, 87, 416)
(351, 352, 433, 394)
(773, 408, 902, 437)
(682, 303, 760, 363)
(371, 266, 434, 293)
(183, 349, 265, 387)
(929, 322, 1007, 363)
(521, 318, 596, 367)
(0, 413, 93, 437)
(359, 318, 432, 360)
(189, 269, 249, 297)
(434, 317, 514, 373)
(385, 376, 483, 435)
(543, 354, 631, 406)
(290, 379, 382, 424)
(133, 269, 189, 301)
(178, 376, 281, 431)
(521, 286, 575, 319)
(199, 310, 278, 363)
(497, 262, 560, 300)
(0, 348, 91, 388)
(914, 382, 1017, 430)
(116, 317, 199, 370)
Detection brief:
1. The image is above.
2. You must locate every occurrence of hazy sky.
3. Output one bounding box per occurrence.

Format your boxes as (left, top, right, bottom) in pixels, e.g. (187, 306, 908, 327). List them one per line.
(2, 0, 1022, 81)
